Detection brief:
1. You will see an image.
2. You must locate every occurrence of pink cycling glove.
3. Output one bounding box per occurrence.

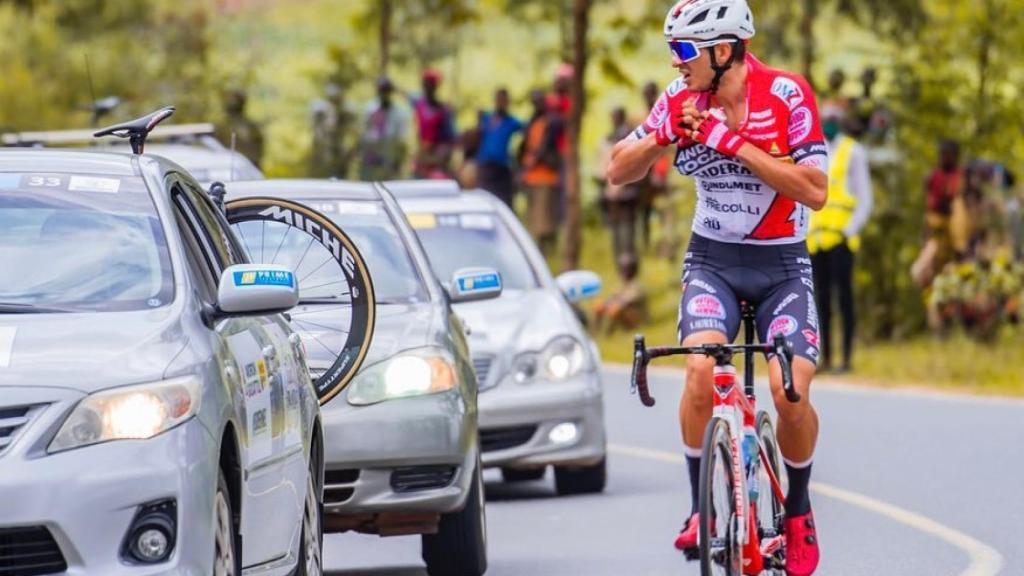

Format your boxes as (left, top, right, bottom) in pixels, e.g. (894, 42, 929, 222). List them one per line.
(692, 114, 747, 157)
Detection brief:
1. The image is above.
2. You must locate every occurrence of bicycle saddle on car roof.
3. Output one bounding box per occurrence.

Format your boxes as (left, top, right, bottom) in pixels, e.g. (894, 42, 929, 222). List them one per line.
(94, 106, 175, 154)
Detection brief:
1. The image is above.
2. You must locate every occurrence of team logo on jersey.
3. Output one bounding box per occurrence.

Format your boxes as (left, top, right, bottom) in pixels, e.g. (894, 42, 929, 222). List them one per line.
(768, 315, 799, 338)
(687, 294, 727, 320)
(771, 77, 805, 110)
(802, 329, 820, 348)
(789, 107, 814, 143)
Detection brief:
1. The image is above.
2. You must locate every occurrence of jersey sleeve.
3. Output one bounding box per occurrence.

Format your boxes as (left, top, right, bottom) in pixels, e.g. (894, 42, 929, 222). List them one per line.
(786, 75, 828, 173)
(628, 78, 687, 142)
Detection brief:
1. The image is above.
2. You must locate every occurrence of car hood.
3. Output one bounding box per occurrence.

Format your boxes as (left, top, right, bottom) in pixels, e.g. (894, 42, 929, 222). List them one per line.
(303, 301, 439, 373)
(0, 309, 187, 394)
(453, 289, 581, 354)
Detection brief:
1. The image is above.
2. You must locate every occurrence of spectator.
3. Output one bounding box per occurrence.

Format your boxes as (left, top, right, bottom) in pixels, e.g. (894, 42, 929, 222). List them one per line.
(519, 90, 564, 256)
(357, 76, 409, 182)
(410, 69, 457, 179)
(639, 80, 676, 257)
(475, 88, 523, 207)
(217, 88, 264, 169)
(592, 253, 648, 333)
(596, 106, 641, 265)
(808, 104, 874, 374)
(914, 140, 963, 288)
(310, 82, 356, 178)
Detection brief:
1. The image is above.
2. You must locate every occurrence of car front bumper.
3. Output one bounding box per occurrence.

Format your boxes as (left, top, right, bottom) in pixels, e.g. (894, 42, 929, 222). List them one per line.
(0, 391, 218, 576)
(319, 389, 477, 517)
(477, 370, 606, 469)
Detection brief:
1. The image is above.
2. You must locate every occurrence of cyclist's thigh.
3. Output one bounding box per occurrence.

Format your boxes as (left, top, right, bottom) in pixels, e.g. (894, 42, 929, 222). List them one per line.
(678, 270, 741, 344)
(755, 276, 820, 365)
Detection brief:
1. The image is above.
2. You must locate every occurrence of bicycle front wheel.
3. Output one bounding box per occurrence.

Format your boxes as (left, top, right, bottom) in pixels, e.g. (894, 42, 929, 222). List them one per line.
(225, 197, 375, 405)
(699, 417, 742, 576)
(756, 410, 786, 573)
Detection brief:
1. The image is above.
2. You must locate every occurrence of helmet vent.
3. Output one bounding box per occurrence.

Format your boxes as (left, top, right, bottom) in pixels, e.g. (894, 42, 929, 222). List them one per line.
(690, 9, 709, 24)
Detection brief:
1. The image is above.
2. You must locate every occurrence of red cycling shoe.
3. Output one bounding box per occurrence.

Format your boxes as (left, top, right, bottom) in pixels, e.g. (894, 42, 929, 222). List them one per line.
(673, 513, 700, 558)
(785, 511, 820, 576)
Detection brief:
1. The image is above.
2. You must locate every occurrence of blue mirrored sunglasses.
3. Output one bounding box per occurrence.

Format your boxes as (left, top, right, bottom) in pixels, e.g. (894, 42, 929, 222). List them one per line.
(668, 39, 723, 63)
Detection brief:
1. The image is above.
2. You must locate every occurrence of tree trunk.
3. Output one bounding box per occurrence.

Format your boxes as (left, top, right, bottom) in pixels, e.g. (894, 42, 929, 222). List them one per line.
(975, 0, 995, 139)
(799, 0, 816, 83)
(562, 0, 590, 272)
(379, 0, 392, 75)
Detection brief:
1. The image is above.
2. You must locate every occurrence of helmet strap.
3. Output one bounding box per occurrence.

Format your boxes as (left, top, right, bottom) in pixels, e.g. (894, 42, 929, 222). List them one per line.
(707, 40, 740, 94)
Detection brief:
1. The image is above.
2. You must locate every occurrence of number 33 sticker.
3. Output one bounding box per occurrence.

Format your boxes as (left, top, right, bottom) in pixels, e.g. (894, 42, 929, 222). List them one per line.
(27, 176, 62, 187)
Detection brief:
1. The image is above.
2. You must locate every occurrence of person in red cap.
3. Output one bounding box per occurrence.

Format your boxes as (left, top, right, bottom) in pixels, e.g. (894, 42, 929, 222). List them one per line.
(410, 68, 457, 179)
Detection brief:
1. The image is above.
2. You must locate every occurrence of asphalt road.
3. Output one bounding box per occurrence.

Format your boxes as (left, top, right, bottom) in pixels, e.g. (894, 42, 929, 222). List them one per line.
(325, 365, 1018, 575)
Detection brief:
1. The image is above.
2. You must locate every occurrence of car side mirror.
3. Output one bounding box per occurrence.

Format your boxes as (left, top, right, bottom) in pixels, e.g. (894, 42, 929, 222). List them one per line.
(205, 264, 300, 324)
(447, 267, 503, 304)
(556, 270, 602, 303)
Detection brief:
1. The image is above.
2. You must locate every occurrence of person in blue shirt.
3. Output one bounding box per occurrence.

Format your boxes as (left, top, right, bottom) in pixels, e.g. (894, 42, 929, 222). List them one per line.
(475, 88, 524, 207)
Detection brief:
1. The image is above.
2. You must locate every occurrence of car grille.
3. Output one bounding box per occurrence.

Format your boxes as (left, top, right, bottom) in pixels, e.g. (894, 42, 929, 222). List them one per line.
(324, 469, 360, 505)
(472, 355, 496, 391)
(390, 466, 458, 493)
(481, 425, 537, 453)
(0, 526, 67, 576)
(0, 405, 42, 457)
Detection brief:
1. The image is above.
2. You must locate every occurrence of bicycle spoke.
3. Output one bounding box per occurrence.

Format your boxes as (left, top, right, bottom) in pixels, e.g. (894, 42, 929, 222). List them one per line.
(290, 305, 353, 316)
(292, 317, 351, 335)
(292, 235, 317, 272)
(270, 224, 291, 265)
(296, 327, 341, 358)
(232, 223, 255, 261)
(299, 254, 335, 284)
(301, 279, 349, 293)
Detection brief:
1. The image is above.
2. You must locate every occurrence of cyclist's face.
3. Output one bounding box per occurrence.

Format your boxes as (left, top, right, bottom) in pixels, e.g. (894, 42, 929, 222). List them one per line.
(673, 42, 712, 91)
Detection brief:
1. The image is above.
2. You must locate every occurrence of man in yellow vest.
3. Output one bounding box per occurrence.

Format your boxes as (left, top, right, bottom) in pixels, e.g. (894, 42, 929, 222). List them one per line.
(807, 105, 874, 373)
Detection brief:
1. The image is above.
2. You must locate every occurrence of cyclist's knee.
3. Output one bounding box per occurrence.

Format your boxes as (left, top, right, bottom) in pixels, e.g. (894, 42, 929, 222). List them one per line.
(769, 357, 816, 423)
(683, 354, 715, 406)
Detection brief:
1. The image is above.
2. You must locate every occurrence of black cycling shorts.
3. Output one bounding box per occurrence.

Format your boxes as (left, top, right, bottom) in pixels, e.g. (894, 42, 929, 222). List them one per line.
(678, 234, 821, 364)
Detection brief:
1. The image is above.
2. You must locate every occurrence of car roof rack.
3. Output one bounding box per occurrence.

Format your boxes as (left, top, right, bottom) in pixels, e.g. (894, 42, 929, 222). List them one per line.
(381, 179, 462, 198)
(3, 121, 214, 150)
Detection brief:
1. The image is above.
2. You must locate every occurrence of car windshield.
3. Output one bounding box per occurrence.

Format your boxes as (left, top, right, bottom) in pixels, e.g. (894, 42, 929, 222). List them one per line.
(406, 211, 539, 290)
(0, 172, 174, 312)
(293, 199, 427, 304)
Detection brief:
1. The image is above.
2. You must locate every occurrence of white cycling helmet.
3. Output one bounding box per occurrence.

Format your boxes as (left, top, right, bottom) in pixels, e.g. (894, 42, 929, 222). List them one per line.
(664, 0, 755, 41)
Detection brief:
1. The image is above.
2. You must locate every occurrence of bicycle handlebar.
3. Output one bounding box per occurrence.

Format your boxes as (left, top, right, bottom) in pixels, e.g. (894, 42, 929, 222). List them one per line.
(630, 334, 801, 407)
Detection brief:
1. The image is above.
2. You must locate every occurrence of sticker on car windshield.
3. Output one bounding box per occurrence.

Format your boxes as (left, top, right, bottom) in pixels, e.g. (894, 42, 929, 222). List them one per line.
(0, 174, 21, 190)
(0, 327, 16, 368)
(459, 214, 495, 230)
(407, 213, 437, 229)
(68, 176, 121, 194)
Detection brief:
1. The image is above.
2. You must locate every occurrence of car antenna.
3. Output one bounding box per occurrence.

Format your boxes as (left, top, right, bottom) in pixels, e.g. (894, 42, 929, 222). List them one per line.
(83, 54, 121, 129)
(93, 106, 175, 154)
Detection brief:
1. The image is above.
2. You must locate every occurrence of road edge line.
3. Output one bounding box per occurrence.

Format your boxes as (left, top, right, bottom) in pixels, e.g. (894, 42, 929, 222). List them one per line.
(607, 443, 1004, 576)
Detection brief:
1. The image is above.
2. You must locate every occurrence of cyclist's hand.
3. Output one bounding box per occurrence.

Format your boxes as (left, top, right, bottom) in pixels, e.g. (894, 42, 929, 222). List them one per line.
(667, 96, 701, 144)
(691, 113, 747, 157)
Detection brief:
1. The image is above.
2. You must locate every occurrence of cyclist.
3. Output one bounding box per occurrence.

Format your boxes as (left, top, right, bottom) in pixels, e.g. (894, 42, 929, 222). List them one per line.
(606, 1, 827, 574)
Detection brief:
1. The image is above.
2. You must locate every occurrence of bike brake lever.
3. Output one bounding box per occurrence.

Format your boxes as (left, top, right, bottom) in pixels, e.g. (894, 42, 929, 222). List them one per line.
(772, 335, 801, 403)
(631, 335, 656, 407)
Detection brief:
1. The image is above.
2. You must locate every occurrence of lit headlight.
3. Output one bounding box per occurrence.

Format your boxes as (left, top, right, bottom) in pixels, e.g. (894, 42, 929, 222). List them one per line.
(49, 376, 201, 453)
(513, 336, 589, 383)
(347, 349, 457, 406)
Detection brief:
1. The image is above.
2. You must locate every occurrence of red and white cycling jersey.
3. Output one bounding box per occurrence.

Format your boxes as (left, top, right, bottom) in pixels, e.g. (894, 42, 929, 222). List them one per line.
(631, 54, 828, 245)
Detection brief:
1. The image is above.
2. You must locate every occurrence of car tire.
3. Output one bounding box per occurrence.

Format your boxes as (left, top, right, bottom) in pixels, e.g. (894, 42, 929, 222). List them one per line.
(293, 447, 323, 576)
(554, 457, 607, 496)
(422, 461, 488, 576)
(501, 466, 546, 483)
(213, 469, 240, 576)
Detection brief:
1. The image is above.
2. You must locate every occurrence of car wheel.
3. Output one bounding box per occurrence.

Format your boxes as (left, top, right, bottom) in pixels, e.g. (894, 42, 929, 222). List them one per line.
(554, 457, 607, 496)
(501, 466, 546, 483)
(421, 460, 488, 576)
(213, 469, 240, 576)
(293, 451, 323, 576)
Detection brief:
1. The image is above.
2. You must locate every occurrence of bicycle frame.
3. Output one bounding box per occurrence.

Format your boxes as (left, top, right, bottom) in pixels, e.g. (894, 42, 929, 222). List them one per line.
(630, 303, 798, 574)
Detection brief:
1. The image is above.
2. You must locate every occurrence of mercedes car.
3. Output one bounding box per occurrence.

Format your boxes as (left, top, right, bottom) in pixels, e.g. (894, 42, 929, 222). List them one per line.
(0, 149, 323, 576)
(393, 181, 608, 496)
(224, 179, 497, 576)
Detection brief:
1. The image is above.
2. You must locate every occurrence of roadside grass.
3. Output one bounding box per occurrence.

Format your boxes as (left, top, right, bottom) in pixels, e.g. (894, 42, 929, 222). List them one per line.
(572, 220, 1024, 397)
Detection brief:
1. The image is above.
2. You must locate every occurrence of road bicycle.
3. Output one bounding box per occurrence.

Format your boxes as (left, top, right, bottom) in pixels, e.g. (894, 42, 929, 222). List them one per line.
(630, 302, 799, 575)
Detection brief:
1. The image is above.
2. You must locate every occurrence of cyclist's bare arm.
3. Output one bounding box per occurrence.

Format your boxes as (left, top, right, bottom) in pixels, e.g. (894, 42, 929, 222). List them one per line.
(606, 133, 664, 186)
(736, 143, 828, 211)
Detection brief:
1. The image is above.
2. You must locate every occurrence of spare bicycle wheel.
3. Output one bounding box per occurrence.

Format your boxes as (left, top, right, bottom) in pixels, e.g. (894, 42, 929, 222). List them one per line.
(225, 196, 375, 405)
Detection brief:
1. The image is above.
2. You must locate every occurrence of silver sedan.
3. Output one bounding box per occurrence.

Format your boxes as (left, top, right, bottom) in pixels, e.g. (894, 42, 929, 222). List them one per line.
(0, 150, 323, 576)
(394, 183, 608, 495)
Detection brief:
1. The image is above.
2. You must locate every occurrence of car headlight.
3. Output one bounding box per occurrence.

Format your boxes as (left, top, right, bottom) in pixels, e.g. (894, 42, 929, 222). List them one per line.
(513, 336, 589, 383)
(347, 349, 457, 406)
(49, 376, 201, 453)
